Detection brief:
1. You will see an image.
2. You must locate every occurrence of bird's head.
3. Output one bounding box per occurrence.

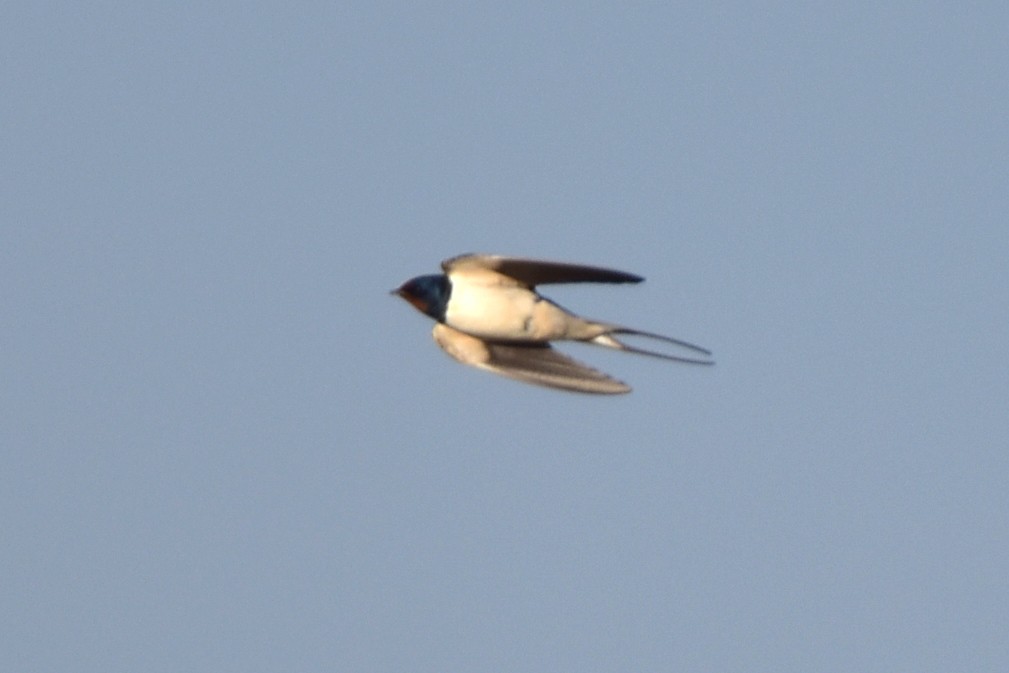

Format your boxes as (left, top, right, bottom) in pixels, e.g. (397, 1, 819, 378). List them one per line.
(391, 274, 451, 320)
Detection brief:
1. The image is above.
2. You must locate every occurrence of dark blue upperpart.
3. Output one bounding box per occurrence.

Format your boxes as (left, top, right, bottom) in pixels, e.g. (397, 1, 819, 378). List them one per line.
(396, 274, 451, 321)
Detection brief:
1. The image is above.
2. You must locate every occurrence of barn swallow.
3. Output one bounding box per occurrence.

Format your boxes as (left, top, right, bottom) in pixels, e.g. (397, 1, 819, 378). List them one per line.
(392, 253, 713, 394)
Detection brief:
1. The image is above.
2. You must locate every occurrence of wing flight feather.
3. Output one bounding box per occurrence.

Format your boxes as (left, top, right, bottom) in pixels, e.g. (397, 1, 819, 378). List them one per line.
(442, 253, 643, 287)
(432, 323, 630, 394)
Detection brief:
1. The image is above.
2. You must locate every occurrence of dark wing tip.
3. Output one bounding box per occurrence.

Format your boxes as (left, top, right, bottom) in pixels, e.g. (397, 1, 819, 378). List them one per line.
(442, 253, 643, 286)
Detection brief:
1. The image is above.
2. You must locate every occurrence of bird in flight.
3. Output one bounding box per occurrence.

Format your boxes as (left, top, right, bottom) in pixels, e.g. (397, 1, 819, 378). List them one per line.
(392, 253, 713, 394)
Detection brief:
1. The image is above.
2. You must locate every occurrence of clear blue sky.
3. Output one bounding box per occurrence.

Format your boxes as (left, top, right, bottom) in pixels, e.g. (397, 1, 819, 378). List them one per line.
(4, 3, 1007, 672)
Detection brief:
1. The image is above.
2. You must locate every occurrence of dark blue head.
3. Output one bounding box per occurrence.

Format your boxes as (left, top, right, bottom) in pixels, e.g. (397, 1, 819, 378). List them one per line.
(392, 274, 451, 321)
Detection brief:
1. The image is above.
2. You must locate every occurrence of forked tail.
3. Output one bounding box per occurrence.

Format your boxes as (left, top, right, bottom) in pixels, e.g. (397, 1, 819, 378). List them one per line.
(589, 327, 714, 365)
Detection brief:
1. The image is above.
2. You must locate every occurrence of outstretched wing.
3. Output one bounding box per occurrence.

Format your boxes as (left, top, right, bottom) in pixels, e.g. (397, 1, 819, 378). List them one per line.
(432, 323, 631, 394)
(442, 253, 643, 288)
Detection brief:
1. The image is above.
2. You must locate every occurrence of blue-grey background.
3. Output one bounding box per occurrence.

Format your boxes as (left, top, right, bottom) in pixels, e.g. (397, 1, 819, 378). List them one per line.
(4, 3, 1007, 672)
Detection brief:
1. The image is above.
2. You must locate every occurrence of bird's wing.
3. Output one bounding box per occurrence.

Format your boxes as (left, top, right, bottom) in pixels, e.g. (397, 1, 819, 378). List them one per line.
(432, 323, 631, 394)
(441, 253, 643, 288)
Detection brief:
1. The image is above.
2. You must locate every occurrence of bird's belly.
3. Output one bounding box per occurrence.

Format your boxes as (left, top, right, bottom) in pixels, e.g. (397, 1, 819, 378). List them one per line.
(445, 285, 569, 341)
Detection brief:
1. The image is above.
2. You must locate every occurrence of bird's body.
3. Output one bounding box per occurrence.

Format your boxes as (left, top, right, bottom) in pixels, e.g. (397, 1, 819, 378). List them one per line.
(393, 253, 712, 394)
(444, 275, 590, 341)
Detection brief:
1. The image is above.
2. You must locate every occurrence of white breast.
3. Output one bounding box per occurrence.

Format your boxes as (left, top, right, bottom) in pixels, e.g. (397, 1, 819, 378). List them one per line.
(445, 277, 539, 339)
